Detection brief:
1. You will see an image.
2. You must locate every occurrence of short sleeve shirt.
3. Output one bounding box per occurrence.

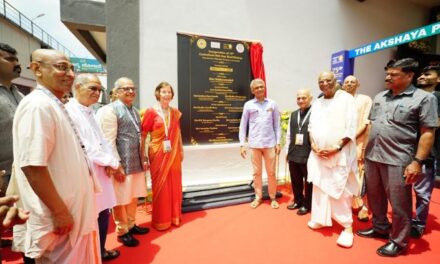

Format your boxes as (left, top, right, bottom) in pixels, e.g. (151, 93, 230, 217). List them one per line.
(365, 85, 438, 166)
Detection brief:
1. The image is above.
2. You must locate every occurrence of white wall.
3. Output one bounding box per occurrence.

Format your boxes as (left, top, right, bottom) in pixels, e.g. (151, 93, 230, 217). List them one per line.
(139, 0, 429, 109)
(138, 0, 430, 186)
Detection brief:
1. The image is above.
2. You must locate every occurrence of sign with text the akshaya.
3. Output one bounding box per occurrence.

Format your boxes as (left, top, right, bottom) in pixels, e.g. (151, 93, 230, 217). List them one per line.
(178, 33, 252, 145)
(349, 22, 440, 58)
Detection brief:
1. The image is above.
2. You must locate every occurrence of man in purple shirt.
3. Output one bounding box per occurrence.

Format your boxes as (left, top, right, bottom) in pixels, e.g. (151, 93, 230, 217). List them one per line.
(239, 78, 281, 209)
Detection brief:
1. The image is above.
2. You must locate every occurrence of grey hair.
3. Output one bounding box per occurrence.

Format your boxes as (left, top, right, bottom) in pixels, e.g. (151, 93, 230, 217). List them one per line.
(72, 73, 99, 95)
(250, 78, 265, 89)
(114, 77, 133, 89)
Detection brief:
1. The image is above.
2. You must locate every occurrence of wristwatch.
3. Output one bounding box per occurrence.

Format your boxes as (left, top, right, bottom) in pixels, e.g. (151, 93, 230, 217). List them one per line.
(337, 145, 342, 151)
(413, 157, 424, 165)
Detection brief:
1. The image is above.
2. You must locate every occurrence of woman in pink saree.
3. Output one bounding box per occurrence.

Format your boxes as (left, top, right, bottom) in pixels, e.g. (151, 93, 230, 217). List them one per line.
(141, 82, 183, 231)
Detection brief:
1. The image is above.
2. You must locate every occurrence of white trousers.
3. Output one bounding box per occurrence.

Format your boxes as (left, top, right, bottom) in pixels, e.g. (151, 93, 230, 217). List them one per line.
(36, 231, 101, 264)
(311, 185, 353, 228)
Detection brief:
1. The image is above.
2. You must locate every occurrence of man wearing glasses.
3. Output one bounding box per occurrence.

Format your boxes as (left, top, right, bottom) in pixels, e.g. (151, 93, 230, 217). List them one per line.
(358, 58, 438, 257)
(97, 77, 148, 248)
(239, 78, 281, 209)
(65, 73, 121, 261)
(10, 49, 100, 262)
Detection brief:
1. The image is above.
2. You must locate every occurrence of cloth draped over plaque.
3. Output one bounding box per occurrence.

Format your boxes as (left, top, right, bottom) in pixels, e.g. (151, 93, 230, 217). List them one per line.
(250, 42, 267, 94)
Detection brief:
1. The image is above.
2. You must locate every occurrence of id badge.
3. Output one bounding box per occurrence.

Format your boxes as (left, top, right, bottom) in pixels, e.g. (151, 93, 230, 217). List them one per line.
(163, 140, 172, 153)
(295, 134, 304, 145)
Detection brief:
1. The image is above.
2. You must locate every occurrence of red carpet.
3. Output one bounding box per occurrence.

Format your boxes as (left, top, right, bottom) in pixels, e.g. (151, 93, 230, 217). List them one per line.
(3, 185, 440, 263)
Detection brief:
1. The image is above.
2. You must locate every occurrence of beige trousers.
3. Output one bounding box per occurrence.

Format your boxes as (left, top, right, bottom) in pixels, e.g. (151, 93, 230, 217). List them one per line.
(250, 147, 277, 200)
(112, 198, 138, 236)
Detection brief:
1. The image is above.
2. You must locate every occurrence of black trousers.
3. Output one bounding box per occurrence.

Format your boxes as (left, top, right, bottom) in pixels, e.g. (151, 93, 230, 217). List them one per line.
(288, 160, 313, 208)
(365, 160, 412, 248)
(98, 208, 111, 254)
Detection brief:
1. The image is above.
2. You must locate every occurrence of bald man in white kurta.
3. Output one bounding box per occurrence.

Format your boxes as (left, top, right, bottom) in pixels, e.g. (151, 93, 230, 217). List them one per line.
(11, 86, 100, 263)
(307, 88, 359, 248)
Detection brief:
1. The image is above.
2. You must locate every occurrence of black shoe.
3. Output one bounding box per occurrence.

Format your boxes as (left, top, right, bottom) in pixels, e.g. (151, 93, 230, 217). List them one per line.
(129, 225, 150, 235)
(23, 255, 35, 264)
(376, 241, 406, 257)
(117, 233, 139, 247)
(297, 206, 309, 215)
(287, 202, 302, 210)
(410, 225, 424, 239)
(102, 249, 120, 261)
(356, 228, 389, 239)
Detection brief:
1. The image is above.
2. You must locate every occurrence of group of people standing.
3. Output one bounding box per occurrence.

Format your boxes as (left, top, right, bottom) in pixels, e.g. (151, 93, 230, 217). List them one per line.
(0, 44, 183, 263)
(238, 58, 439, 257)
(1, 41, 439, 262)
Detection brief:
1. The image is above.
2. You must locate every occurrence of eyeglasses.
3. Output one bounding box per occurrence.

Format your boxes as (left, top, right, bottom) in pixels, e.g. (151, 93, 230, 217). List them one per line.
(87, 86, 103, 93)
(118, 86, 136, 92)
(37, 61, 75, 73)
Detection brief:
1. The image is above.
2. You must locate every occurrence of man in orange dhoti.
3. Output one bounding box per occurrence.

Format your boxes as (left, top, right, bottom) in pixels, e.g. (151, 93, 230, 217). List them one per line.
(342, 75, 372, 222)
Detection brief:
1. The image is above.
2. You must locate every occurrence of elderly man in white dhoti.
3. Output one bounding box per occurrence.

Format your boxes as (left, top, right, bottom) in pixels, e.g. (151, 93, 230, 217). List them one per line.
(66, 74, 121, 261)
(307, 71, 359, 248)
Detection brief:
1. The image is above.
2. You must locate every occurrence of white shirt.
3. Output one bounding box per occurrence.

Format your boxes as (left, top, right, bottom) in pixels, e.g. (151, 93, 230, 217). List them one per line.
(11, 85, 96, 257)
(96, 104, 120, 160)
(66, 98, 119, 212)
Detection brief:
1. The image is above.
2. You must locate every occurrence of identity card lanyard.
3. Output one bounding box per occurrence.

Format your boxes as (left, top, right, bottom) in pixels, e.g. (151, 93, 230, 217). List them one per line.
(124, 104, 141, 136)
(36, 86, 94, 176)
(295, 109, 311, 145)
(155, 105, 172, 153)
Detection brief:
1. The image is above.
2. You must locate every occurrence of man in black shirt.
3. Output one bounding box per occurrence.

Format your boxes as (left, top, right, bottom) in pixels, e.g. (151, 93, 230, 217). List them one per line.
(285, 89, 313, 215)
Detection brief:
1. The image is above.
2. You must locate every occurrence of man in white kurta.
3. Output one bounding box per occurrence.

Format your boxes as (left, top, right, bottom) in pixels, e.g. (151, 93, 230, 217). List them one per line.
(307, 71, 358, 248)
(65, 74, 121, 261)
(10, 49, 100, 263)
(96, 77, 148, 247)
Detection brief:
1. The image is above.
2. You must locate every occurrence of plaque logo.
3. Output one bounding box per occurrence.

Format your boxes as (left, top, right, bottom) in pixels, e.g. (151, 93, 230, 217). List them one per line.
(236, 43, 244, 53)
(197, 38, 207, 49)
